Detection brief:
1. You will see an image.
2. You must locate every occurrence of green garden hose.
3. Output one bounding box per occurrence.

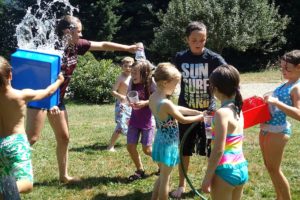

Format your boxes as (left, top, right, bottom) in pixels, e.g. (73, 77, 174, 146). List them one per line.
(179, 122, 208, 200)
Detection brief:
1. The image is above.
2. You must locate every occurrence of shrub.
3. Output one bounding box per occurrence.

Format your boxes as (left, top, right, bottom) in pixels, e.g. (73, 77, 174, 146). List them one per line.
(69, 52, 121, 104)
(151, 0, 290, 59)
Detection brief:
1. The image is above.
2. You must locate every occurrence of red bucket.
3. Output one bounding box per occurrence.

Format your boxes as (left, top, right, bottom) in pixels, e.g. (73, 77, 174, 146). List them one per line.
(242, 96, 271, 129)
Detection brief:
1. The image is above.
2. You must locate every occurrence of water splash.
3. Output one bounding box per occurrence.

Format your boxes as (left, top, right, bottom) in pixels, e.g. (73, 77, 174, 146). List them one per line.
(15, 0, 78, 55)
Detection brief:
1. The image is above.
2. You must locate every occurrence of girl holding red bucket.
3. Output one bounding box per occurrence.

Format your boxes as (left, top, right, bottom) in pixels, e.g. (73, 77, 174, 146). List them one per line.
(260, 50, 300, 200)
(201, 65, 248, 200)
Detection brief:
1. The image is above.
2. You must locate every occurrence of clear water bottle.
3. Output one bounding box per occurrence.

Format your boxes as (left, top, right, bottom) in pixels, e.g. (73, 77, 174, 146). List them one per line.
(135, 42, 146, 60)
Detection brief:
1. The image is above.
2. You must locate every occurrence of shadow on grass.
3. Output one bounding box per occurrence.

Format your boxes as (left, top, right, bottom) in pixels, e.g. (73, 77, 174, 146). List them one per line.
(92, 190, 152, 200)
(34, 176, 129, 189)
(69, 142, 123, 152)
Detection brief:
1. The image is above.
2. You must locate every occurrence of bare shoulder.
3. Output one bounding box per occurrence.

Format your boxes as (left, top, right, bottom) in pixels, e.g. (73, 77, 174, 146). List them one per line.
(291, 83, 300, 93)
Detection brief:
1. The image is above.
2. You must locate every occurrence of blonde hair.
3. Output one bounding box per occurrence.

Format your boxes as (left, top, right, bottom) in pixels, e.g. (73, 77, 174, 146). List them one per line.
(121, 56, 134, 65)
(0, 56, 12, 88)
(154, 62, 181, 84)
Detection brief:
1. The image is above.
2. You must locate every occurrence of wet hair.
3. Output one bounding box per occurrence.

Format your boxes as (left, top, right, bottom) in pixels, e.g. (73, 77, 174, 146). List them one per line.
(154, 62, 181, 85)
(121, 57, 134, 66)
(56, 15, 81, 39)
(131, 60, 153, 98)
(281, 50, 300, 65)
(0, 56, 12, 88)
(209, 65, 243, 115)
(185, 21, 207, 37)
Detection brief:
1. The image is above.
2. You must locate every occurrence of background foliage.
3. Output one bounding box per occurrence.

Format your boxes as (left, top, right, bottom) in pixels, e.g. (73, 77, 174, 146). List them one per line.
(0, 0, 299, 102)
(150, 0, 289, 65)
(69, 52, 121, 104)
(0, 0, 299, 70)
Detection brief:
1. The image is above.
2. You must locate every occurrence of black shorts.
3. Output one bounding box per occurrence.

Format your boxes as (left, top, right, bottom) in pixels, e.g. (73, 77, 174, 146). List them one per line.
(179, 122, 211, 157)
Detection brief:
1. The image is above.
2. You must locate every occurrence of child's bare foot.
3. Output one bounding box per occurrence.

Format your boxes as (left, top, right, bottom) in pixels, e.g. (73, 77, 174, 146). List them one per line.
(59, 176, 81, 184)
(107, 146, 116, 152)
(170, 186, 185, 199)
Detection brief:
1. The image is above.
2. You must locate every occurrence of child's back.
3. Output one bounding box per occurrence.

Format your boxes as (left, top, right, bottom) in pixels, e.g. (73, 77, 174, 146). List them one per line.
(0, 88, 28, 137)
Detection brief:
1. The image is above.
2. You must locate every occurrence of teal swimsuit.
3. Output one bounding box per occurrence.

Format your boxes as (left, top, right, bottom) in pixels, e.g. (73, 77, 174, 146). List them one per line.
(152, 99, 180, 167)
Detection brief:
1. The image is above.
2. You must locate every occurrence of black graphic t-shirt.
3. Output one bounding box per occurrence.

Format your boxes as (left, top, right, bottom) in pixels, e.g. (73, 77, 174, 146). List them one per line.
(174, 48, 226, 110)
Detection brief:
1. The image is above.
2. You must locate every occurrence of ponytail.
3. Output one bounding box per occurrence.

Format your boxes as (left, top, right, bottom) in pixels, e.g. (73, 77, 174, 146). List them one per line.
(234, 87, 243, 116)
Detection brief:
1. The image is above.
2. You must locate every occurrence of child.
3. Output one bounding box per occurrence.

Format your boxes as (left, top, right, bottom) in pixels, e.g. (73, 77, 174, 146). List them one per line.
(259, 50, 300, 200)
(26, 15, 139, 183)
(107, 56, 134, 152)
(126, 60, 156, 181)
(149, 63, 203, 200)
(172, 21, 227, 198)
(0, 57, 63, 196)
(201, 65, 248, 200)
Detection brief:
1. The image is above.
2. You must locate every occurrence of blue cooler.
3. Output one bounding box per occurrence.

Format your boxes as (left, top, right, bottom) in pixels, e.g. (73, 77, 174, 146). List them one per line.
(11, 49, 61, 109)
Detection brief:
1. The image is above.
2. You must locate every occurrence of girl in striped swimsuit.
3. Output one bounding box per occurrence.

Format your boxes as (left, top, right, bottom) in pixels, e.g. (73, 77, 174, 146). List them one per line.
(201, 65, 248, 200)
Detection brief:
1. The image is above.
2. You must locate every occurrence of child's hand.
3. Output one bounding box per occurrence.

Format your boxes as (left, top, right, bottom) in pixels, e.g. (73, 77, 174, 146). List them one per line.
(264, 95, 279, 105)
(131, 100, 147, 110)
(57, 72, 65, 83)
(201, 177, 211, 193)
(49, 106, 61, 115)
(128, 44, 140, 54)
(120, 95, 127, 104)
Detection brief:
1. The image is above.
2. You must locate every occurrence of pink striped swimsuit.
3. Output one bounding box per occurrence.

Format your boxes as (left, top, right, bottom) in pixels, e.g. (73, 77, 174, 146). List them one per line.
(211, 121, 248, 186)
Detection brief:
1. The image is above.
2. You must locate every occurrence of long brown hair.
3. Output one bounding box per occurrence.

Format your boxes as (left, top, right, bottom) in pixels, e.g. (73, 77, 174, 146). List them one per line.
(131, 60, 153, 98)
(209, 64, 243, 115)
(56, 15, 81, 39)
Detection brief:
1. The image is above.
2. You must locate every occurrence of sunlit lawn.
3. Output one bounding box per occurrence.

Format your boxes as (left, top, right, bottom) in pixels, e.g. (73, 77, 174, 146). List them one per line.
(21, 69, 300, 200)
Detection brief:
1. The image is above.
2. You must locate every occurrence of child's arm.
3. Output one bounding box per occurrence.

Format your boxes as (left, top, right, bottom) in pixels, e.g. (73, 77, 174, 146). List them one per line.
(89, 41, 138, 54)
(164, 100, 203, 123)
(201, 109, 227, 193)
(176, 105, 203, 116)
(22, 73, 64, 102)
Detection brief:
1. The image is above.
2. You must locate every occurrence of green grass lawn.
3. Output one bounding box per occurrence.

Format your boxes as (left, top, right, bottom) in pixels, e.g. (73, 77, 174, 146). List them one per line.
(21, 69, 300, 200)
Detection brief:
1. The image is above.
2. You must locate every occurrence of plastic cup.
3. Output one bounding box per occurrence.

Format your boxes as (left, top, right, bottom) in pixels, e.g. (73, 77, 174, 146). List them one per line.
(127, 90, 139, 103)
(263, 91, 273, 98)
(263, 91, 278, 114)
(204, 115, 213, 139)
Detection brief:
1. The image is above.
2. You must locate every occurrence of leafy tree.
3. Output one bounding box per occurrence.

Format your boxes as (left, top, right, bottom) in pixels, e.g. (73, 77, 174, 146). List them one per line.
(70, 0, 122, 42)
(272, 0, 300, 51)
(151, 0, 290, 62)
(114, 0, 170, 59)
(0, 0, 35, 58)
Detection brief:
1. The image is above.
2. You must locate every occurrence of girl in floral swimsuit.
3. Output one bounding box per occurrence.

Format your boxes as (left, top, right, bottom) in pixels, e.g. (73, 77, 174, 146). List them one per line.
(149, 62, 203, 200)
(260, 50, 300, 200)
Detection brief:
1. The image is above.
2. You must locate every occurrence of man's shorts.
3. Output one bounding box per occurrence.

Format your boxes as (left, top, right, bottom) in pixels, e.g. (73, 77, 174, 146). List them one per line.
(127, 125, 155, 146)
(0, 134, 33, 185)
(179, 122, 210, 157)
